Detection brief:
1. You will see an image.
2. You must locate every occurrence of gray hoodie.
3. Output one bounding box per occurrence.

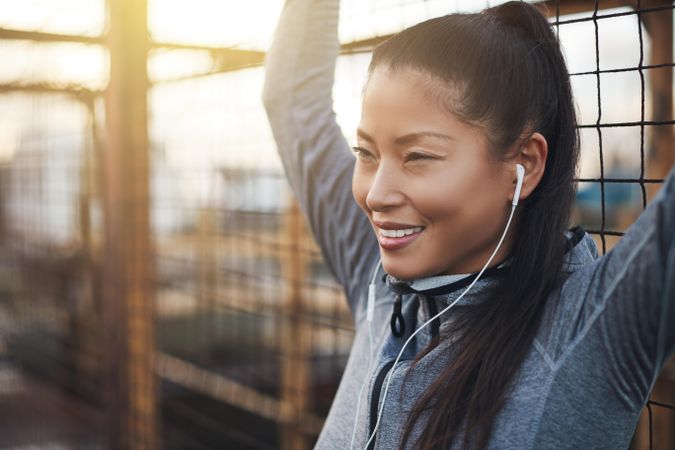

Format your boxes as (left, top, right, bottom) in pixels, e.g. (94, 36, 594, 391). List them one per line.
(261, 1, 675, 448)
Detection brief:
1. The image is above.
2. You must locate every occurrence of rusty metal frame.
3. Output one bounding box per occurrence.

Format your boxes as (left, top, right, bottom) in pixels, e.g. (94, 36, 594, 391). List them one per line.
(101, 0, 158, 448)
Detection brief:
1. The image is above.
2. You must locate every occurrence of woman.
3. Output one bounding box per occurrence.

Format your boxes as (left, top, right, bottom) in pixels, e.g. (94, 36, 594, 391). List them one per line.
(262, 1, 675, 449)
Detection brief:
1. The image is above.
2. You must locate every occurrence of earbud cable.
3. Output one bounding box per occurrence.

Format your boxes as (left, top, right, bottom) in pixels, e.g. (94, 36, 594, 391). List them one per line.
(363, 204, 517, 450)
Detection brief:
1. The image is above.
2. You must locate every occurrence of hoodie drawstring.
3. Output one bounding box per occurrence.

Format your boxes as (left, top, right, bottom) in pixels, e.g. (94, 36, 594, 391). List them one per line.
(390, 294, 406, 337)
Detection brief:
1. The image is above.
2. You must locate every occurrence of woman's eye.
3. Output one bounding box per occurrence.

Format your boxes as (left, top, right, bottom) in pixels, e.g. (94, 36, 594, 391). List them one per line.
(352, 146, 376, 162)
(405, 151, 436, 162)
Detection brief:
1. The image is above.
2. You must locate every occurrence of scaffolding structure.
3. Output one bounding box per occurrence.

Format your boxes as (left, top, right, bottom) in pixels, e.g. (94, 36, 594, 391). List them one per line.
(0, 0, 673, 449)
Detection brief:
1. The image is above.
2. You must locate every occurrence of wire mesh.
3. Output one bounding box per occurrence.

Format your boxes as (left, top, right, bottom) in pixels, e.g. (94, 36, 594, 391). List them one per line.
(0, 92, 106, 448)
(0, 0, 672, 449)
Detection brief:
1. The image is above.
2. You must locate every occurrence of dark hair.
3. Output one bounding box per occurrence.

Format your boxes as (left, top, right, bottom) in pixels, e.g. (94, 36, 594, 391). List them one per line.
(367, 2, 579, 449)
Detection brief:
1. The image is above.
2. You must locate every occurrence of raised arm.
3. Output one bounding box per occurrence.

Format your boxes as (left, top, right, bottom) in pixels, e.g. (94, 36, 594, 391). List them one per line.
(538, 167, 675, 432)
(262, 0, 378, 316)
(581, 167, 675, 370)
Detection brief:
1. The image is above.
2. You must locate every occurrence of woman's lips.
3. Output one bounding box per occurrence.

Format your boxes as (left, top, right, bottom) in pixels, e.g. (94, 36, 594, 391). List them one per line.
(377, 228, 424, 251)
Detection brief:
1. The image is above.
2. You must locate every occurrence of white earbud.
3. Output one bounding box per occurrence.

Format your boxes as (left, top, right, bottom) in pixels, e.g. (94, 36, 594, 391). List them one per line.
(512, 163, 525, 206)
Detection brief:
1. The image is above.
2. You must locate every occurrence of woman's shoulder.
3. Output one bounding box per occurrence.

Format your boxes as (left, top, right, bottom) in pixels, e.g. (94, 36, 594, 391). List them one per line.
(532, 228, 601, 363)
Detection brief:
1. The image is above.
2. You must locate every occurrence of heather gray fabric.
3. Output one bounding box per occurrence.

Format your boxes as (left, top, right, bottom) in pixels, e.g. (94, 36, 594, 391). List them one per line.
(261, 1, 675, 448)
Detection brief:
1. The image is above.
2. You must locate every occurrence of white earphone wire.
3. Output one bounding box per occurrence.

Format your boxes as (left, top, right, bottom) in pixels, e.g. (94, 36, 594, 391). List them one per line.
(362, 202, 518, 450)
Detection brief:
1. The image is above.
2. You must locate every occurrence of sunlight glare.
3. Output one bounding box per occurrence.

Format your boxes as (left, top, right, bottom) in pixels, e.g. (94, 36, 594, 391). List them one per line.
(149, 0, 284, 49)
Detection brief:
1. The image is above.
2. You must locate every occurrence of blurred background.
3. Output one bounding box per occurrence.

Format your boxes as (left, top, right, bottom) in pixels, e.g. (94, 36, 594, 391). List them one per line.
(0, 0, 673, 449)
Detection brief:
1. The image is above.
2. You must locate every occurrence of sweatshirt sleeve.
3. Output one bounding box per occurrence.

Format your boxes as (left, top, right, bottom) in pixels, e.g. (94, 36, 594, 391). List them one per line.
(591, 166, 675, 364)
(262, 0, 379, 317)
(551, 166, 675, 407)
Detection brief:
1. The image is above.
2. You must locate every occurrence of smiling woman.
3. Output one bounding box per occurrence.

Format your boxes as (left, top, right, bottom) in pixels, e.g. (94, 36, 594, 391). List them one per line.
(262, 0, 675, 449)
(351, 68, 545, 279)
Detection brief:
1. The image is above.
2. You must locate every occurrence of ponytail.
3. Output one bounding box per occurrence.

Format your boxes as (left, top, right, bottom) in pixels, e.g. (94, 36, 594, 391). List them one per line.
(485, 1, 553, 43)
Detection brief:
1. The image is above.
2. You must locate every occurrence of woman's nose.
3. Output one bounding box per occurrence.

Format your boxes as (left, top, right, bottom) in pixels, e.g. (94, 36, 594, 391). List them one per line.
(365, 167, 405, 212)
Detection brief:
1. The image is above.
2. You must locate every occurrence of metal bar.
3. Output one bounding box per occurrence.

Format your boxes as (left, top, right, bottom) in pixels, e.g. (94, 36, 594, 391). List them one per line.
(5, 0, 666, 88)
(101, 0, 158, 448)
(0, 27, 102, 44)
(155, 352, 324, 434)
(576, 120, 675, 128)
(641, 1, 674, 202)
(539, 0, 631, 16)
(0, 26, 261, 52)
(152, 1, 671, 82)
(0, 82, 101, 98)
(280, 201, 313, 450)
(635, 10, 675, 444)
(576, 178, 663, 183)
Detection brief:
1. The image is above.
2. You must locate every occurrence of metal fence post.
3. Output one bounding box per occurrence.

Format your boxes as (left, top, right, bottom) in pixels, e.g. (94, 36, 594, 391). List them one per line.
(102, 0, 158, 448)
(280, 200, 312, 450)
(642, 0, 673, 202)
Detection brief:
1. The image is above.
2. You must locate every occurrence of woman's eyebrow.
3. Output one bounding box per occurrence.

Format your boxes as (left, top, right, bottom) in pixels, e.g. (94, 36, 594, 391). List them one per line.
(356, 128, 375, 142)
(394, 132, 455, 146)
(356, 128, 454, 145)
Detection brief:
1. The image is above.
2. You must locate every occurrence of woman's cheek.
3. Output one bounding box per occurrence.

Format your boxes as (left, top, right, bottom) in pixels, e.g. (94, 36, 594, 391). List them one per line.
(408, 175, 456, 214)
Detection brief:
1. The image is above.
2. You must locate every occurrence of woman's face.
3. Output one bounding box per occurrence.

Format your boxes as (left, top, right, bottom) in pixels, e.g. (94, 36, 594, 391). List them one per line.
(352, 67, 516, 280)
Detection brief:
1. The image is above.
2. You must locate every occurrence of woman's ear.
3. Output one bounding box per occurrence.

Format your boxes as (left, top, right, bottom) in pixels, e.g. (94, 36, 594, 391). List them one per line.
(509, 132, 548, 203)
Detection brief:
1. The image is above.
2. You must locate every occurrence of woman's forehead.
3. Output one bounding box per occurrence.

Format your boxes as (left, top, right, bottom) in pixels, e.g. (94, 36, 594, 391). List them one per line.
(359, 67, 481, 144)
(364, 67, 468, 119)
(364, 66, 455, 101)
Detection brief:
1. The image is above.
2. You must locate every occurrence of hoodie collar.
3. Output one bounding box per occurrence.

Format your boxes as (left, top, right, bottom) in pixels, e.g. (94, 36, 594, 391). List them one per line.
(385, 226, 597, 303)
(386, 262, 508, 298)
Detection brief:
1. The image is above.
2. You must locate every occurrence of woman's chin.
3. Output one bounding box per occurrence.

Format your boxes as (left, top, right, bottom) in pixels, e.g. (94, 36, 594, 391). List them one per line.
(381, 258, 430, 281)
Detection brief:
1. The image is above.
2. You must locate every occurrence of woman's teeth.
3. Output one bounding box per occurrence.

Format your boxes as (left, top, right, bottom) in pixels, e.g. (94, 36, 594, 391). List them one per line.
(380, 227, 423, 238)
